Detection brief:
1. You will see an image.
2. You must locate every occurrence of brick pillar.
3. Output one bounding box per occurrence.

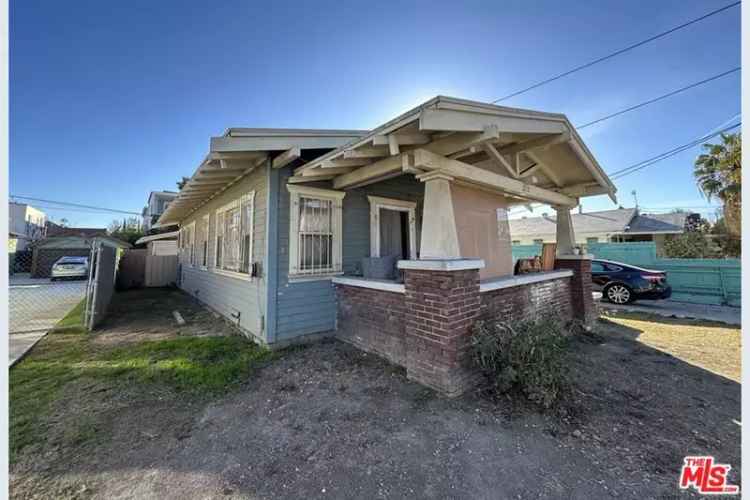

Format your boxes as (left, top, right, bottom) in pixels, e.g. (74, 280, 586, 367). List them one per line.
(554, 255, 596, 327)
(398, 259, 483, 396)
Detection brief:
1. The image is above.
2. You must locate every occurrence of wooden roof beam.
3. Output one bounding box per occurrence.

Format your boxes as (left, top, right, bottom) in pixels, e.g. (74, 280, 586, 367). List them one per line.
(497, 131, 571, 157)
(407, 148, 577, 207)
(272, 147, 301, 169)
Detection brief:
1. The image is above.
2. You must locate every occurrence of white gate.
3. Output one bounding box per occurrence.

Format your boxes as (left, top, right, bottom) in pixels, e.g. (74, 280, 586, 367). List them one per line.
(84, 241, 118, 331)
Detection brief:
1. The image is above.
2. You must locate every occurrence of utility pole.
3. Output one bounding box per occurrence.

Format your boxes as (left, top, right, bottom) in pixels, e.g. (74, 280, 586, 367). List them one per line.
(631, 190, 639, 210)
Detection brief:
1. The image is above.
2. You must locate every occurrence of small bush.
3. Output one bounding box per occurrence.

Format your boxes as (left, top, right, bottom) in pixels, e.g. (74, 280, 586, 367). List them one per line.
(470, 316, 570, 408)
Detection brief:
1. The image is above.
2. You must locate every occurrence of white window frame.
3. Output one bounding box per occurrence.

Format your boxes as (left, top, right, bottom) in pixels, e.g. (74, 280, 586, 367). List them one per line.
(367, 195, 417, 259)
(287, 184, 345, 279)
(198, 214, 210, 270)
(181, 221, 196, 267)
(213, 191, 255, 280)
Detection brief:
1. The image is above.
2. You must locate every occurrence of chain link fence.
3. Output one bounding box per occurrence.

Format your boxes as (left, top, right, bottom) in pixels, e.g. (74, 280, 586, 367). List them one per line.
(9, 239, 120, 336)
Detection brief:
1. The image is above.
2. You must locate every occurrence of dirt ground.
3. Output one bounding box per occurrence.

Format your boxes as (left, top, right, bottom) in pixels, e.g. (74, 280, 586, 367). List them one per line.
(10, 289, 741, 499)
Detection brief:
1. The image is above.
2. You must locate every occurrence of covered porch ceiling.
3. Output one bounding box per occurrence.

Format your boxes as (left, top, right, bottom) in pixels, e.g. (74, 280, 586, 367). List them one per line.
(158, 128, 367, 225)
(292, 96, 617, 207)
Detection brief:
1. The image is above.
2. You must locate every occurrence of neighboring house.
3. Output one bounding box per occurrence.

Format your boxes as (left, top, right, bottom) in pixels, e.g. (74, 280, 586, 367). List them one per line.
(142, 191, 178, 232)
(30, 231, 130, 278)
(135, 231, 179, 255)
(157, 95, 617, 396)
(509, 208, 690, 252)
(9, 202, 47, 251)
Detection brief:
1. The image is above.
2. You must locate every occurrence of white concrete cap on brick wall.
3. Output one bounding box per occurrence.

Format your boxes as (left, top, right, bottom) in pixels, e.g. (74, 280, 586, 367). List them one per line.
(397, 259, 485, 271)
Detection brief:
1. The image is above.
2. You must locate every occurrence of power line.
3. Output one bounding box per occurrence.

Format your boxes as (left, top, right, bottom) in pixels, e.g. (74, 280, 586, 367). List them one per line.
(610, 122, 741, 179)
(576, 67, 740, 129)
(10, 195, 141, 216)
(492, 1, 740, 103)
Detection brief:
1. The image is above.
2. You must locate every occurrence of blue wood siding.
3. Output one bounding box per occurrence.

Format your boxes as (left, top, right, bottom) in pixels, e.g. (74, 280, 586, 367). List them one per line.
(272, 167, 423, 342)
(178, 161, 269, 342)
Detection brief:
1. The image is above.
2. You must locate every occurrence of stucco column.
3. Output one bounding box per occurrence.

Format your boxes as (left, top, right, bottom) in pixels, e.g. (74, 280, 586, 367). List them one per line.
(417, 172, 461, 259)
(554, 205, 577, 256)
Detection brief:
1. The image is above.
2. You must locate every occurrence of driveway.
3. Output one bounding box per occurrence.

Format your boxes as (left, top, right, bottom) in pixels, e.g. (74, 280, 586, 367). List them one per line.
(595, 294, 741, 325)
(9, 276, 87, 364)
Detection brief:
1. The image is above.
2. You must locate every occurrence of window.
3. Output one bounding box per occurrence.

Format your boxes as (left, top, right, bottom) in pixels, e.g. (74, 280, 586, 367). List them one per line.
(586, 237, 599, 244)
(591, 262, 605, 273)
(197, 214, 209, 268)
(288, 185, 345, 277)
(512, 240, 521, 245)
(180, 222, 195, 266)
(533, 239, 544, 245)
(215, 192, 255, 274)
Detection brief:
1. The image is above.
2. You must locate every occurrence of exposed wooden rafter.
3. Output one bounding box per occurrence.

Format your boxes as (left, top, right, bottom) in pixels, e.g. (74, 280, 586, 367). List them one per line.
(496, 131, 571, 157)
(343, 146, 389, 159)
(406, 149, 577, 207)
(272, 147, 301, 169)
(482, 142, 519, 178)
(372, 133, 430, 146)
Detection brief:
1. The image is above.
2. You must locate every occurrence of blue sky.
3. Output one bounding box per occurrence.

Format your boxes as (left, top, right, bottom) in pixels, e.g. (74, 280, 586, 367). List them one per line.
(10, 0, 741, 227)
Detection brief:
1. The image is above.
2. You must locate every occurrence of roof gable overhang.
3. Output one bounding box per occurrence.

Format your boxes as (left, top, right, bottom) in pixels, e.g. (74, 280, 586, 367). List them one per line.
(292, 96, 616, 206)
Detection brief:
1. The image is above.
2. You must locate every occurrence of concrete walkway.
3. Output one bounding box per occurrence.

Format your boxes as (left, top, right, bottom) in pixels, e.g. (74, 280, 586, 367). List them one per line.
(596, 295, 740, 326)
(10, 331, 48, 366)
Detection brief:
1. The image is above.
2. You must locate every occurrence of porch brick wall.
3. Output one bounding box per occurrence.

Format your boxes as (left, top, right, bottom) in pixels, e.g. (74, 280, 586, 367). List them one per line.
(479, 277, 573, 323)
(334, 284, 408, 366)
(553, 258, 597, 326)
(402, 269, 481, 396)
(334, 265, 592, 397)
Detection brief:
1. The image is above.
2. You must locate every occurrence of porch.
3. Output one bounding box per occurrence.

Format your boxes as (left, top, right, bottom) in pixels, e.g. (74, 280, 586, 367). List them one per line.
(287, 96, 615, 395)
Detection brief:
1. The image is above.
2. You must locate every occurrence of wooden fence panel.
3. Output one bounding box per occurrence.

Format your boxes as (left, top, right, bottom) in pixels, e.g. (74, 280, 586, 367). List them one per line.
(145, 255, 178, 287)
(117, 249, 147, 289)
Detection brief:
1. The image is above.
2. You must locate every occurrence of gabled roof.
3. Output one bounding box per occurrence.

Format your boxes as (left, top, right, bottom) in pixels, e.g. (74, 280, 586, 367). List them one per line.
(293, 96, 616, 202)
(509, 208, 687, 238)
(46, 225, 107, 238)
(627, 212, 688, 234)
(510, 208, 637, 237)
(34, 234, 131, 249)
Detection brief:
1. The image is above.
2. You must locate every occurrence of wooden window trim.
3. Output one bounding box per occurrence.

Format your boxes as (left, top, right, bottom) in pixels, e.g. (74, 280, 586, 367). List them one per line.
(367, 195, 417, 259)
(213, 191, 255, 276)
(287, 184, 345, 279)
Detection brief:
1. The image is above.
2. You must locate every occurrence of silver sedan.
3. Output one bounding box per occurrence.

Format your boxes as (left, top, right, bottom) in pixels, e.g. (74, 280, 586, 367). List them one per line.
(50, 256, 90, 281)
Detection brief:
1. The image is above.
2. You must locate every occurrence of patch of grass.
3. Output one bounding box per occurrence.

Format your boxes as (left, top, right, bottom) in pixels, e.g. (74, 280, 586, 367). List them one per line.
(10, 333, 272, 462)
(603, 312, 740, 382)
(50, 299, 86, 334)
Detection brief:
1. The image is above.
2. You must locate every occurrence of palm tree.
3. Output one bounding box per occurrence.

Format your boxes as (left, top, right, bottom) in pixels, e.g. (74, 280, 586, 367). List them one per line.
(694, 132, 741, 236)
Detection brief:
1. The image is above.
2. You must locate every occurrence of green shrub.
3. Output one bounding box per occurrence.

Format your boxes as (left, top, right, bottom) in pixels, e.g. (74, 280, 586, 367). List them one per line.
(470, 316, 570, 408)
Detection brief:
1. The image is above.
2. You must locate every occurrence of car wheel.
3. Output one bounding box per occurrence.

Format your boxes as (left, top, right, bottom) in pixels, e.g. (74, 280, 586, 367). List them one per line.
(604, 283, 633, 304)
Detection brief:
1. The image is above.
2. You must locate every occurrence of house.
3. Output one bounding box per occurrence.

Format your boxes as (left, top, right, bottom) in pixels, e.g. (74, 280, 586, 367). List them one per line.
(157, 96, 617, 396)
(142, 191, 178, 232)
(134, 230, 179, 255)
(30, 231, 130, 278)
(508, 207, 690, 252)
(9, 202, 47, 251)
